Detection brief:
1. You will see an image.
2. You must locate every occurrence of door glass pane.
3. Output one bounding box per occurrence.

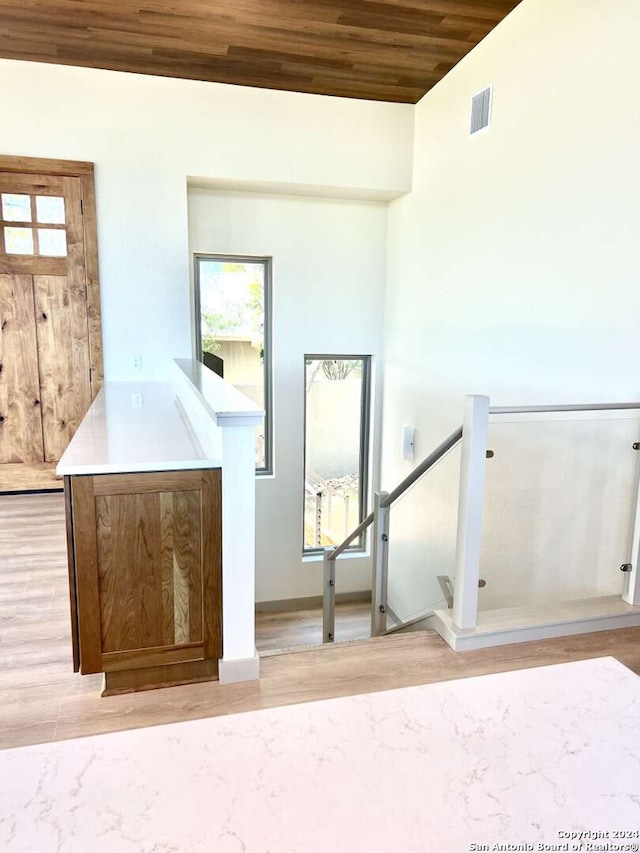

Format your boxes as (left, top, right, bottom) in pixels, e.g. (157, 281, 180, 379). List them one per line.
(38, 228, 67, 257)
(36, 196, 65, 225)
(4, 226, 34, 254)
(304, 357, 369, 551)
(196, 257, 269, 469)
(1, 194, 31, 222)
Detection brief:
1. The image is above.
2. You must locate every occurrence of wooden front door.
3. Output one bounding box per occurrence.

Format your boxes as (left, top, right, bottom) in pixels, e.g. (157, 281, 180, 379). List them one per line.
(0, 157, 103, 492)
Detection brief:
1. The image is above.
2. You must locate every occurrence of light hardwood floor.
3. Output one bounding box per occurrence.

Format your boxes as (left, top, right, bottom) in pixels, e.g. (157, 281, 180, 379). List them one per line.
(256, 600, 371, 650)
(2, 493, 640, 751)
(0, 462, 62, 494)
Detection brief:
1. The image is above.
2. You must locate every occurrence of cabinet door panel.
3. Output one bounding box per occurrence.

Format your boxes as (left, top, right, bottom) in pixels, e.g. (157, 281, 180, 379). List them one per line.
(97, 491, 165, 653)
(160, 490, 203, 646)
(71, 469, 221, 676)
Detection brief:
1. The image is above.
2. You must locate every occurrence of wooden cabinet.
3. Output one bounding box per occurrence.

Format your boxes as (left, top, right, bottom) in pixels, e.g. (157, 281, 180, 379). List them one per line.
(65, 468, 222, 695)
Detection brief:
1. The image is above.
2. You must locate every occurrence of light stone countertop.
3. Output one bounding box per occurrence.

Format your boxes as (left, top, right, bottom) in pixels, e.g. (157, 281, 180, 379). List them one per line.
(56, 381, 223, 476)
(1, 657, 639, 852)
(173, 358, 265, 427)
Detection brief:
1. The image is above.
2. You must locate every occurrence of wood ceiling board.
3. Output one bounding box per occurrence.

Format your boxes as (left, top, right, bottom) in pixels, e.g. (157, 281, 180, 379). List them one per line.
(0, 0, 522, 103)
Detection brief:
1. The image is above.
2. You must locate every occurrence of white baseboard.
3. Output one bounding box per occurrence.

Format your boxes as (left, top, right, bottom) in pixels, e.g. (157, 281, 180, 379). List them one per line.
(432, 595, 640, 652)
(218, 652, 260, 684)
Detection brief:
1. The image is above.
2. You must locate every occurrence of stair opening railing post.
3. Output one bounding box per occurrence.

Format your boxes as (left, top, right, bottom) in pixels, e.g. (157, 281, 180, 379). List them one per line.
(371, 491, 390, 637)
(323, 547, 336, 643)
(452, 395, 490, 630)
(623, 433, 640, 606)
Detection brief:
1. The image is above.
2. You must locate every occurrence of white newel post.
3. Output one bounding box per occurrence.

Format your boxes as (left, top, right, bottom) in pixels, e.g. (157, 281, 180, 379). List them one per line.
(217, 423, 261, 683)
(452, 395, 490, 630)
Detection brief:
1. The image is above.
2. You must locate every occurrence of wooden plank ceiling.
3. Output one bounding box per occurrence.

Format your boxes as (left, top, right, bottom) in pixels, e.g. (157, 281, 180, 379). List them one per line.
(0, 1, 522, 103)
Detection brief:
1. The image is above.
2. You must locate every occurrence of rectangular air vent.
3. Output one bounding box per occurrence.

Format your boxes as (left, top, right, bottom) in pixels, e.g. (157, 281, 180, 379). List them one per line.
(470, 85, 492, 135)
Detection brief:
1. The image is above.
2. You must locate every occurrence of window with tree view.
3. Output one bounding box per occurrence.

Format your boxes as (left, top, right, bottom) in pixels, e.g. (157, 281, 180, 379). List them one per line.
(195, 255, 272, 472)
(304, 356, 370, 553)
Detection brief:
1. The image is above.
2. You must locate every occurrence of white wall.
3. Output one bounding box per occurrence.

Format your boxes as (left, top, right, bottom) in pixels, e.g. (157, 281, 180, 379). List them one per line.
(11, 0, 638, 613)
(0, 59, 412, 384)
(382, 0, 640, 618)
(0, 58, 413, 604)
(188, 188, 387, 601)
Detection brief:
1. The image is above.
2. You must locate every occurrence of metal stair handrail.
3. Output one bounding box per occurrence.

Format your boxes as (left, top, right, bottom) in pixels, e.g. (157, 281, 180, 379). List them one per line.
(322, 424, 464, 642)
(327, 425, 463, 562)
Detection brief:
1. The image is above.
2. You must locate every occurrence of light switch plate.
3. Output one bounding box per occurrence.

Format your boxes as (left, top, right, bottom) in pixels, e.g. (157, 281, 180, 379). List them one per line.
(402, 425, 415, 461)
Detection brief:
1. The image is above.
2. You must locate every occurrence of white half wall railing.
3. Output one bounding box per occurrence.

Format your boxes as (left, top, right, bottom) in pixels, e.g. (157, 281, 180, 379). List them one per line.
(173, 358, 265, 683)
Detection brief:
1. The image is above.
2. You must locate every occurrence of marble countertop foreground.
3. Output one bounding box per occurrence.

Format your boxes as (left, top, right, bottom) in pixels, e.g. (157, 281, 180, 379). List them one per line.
(1, 657, 639, 852)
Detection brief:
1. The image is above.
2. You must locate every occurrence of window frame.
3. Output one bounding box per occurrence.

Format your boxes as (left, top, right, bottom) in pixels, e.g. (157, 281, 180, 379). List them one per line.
(302, 354, 371, 556)
(193, 252, 273, 476)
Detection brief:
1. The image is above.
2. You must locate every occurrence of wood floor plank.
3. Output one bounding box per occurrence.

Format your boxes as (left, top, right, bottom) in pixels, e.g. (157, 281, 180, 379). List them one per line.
(0, 461, 61, 493)
(1, 492, 640, 751)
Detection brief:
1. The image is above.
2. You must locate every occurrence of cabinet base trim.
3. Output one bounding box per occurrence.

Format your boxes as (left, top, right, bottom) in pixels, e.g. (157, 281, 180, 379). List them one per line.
(102, 658, 219, 696)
